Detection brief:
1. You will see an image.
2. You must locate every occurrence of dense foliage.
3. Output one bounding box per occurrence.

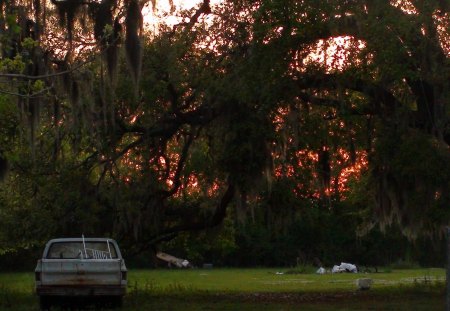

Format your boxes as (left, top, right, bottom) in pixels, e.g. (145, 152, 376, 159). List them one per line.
(0, 0, 448, 267)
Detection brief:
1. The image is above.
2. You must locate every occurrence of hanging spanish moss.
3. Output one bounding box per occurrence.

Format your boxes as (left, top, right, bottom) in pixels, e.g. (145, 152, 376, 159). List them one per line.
(32, 0, 41, 39)
(125, 0, 143, 86)
(51, 0, 83, 43)
(105, 18, 121, 82)
(318, 145, 331, 191)
(91, 0, 113, 42)
(54, 58, 71, 98)
(370, 128, 450, 239)
(90, 0, 120, 82)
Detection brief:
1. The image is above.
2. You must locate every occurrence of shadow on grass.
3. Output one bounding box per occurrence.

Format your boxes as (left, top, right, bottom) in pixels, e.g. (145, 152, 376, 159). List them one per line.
(0, 280, 445, 311)
(123, 280, 445, 311)
(0, 284, 39, 310)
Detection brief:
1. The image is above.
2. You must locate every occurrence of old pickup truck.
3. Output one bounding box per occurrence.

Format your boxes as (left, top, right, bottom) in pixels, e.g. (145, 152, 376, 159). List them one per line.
(35, 237, 127, 310)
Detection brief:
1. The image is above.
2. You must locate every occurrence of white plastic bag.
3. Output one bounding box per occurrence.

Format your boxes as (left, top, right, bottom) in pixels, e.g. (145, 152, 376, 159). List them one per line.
(316, 267, 326, 274)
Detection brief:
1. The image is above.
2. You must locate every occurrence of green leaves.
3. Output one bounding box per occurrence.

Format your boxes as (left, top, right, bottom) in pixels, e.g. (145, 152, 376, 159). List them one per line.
(21, 38, 39, 50)
(0, 55, 26, 74)
(368, 126, 450, 237)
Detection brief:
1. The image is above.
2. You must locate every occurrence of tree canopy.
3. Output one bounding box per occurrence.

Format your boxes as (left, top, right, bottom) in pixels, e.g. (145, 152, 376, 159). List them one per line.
(0, 0, 448, 260)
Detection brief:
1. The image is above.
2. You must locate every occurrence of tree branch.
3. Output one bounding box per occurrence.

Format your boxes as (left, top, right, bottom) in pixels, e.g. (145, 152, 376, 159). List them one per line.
(172, 0, 211, 32)
(161, 132, 195, 198)
(297, 92, 375, 116)
(0, 57, 96, 80)
(0, 86, 53, 98)
(134, 181, 235, 253)
(296, 73, 402, 115)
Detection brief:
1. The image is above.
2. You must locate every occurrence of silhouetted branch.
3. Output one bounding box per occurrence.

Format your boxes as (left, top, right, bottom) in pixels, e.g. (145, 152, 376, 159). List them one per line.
(132, 181, 235, 254)
(172, 0, 211, 32)
(162, 132, 194, 198)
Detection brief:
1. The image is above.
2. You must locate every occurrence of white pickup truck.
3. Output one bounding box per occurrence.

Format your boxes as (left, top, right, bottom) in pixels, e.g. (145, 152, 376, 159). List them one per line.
(35, 237, 127, 310)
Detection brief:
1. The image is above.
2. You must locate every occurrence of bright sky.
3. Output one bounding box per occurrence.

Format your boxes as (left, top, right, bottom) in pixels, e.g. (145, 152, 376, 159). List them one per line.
(142, 0, 221, 29)
(142, 0, 448, 60)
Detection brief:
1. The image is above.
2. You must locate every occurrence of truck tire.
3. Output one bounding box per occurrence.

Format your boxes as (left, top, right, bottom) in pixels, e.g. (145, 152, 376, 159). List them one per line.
(39, 296, 52, 310)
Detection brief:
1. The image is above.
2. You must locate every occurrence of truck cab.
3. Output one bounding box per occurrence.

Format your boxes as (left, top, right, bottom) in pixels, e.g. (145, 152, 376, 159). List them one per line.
(35, 237, 127, 310)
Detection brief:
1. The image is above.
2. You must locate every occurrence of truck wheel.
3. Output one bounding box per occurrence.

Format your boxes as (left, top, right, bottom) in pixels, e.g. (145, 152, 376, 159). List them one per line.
(39, 296, 52, 310)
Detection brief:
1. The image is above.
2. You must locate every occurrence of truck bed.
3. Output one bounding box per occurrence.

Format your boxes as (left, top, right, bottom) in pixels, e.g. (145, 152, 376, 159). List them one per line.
(35, 238, 127, 299)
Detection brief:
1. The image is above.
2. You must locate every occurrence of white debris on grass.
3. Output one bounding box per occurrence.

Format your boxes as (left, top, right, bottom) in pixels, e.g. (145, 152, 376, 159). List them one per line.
(332, 262, 358, 273)
(316, 267, 326, 274)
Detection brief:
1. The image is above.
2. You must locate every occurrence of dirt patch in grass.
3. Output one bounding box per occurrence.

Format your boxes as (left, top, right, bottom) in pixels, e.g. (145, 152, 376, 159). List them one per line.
(126, 289, 444, 311)
(132, 284, 443, 305)
(213, 291, 361, 303)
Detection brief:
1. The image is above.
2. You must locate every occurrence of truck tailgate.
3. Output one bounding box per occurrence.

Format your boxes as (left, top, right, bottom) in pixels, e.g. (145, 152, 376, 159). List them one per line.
(40, 259, 122, 286)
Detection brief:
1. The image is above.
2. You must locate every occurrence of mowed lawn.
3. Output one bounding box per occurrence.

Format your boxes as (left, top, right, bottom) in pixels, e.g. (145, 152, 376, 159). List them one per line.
(0, 268, 445, 310)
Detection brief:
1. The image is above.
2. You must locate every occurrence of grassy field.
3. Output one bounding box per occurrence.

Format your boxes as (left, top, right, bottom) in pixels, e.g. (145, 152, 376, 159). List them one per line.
(0, 268, 445, 310)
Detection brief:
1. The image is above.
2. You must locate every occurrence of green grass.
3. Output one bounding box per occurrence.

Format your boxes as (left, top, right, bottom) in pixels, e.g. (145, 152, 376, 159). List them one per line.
(128, 267, 445, 293)
(0, 268, 445, 310)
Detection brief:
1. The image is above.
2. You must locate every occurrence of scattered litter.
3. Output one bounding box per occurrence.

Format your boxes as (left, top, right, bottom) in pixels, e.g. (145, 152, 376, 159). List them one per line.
(332, 262, 357, 273)
(181, 260, 190, 267)
(316, 267, 326, 274)
(275, 272, 284, 275)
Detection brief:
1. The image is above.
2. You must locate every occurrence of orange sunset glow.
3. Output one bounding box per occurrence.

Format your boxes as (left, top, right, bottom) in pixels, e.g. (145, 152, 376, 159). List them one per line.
(112, 0, 447, 203)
